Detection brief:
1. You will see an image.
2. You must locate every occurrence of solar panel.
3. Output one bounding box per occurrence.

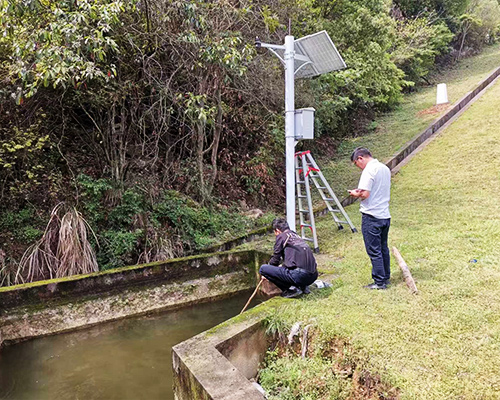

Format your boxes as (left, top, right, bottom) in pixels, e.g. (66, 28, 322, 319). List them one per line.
(295, 31, 346, 78)
(272, 30, 346, 78)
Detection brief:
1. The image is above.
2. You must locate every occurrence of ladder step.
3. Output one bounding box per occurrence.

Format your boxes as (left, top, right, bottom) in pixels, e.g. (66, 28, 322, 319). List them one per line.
(309, 174, 320, 178)
(299, 209, 310, 213)
(297, 180, 305, 184)
(303, 237, 314, 242)
(317, 186, 326, 190)
(301, 223, 312, 228)
(298, 195, 307, 199)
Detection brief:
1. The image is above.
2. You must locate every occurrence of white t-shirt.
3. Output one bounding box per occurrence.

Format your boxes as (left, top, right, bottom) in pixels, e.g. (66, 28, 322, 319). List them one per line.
(358, 159, 391, 219)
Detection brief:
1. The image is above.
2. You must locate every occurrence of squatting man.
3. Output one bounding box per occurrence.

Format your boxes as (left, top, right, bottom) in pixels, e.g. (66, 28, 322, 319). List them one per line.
(259, 218, 318, 298)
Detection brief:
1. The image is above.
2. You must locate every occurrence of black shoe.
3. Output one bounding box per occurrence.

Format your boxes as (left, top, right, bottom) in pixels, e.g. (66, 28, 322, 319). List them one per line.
(302, 286, 311, 295)
(363, 283, 387, 290)
(281, 288, 304, 298)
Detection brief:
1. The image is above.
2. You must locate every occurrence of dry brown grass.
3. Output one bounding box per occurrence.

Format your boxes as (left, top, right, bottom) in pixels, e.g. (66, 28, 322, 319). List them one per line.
(17, 203, 98, 283)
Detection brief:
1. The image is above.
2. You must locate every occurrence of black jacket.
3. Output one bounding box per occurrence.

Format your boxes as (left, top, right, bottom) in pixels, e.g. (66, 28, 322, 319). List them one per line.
(269, 230, 317, 273)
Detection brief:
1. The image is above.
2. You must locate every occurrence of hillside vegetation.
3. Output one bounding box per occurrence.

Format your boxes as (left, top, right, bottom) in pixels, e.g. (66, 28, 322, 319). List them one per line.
(1, 0, 500, 283)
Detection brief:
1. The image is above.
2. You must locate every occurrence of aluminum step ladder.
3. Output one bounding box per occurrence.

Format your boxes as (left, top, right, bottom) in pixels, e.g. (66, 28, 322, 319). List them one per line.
(295, 150, 357, 252)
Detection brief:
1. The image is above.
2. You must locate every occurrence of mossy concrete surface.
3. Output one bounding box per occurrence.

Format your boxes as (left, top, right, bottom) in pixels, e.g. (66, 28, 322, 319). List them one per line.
(0, 250, 269, 346)
(0, 250, 259, 310)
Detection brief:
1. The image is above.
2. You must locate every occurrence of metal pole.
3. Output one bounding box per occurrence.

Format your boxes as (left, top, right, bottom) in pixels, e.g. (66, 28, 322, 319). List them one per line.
(284, 35, 296, 231)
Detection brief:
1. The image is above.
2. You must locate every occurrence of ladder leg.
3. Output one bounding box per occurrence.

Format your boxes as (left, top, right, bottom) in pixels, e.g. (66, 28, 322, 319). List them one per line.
(301, 154, 319, 253)
(295, 155, 307, 239)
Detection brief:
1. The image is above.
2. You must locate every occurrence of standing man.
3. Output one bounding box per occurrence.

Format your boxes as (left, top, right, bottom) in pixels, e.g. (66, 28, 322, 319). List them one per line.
(259, 218, 318, 298)
(348, 147, 391, 290)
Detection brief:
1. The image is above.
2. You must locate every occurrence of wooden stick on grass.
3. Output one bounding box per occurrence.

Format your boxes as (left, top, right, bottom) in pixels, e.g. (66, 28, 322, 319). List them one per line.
(392, 246, 418, 294)
(240, 277, 265, 314)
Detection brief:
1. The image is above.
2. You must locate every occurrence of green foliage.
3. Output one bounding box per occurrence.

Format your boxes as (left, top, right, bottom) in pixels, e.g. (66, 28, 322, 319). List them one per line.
(153, 190, 254, 249)
(394, 0, 500, 58)
(263, 314, 290, 337)
(98, 229, 142, 269)
(261, 5, 283, 33)
(394, 0, 469, 19)
(76, 175, 257, 268)
(259, 353, 352, 399)
(77, 174, 113, 225)
(0, 208, 42, 242)
(108, 190, 145, 227)
(301, 0, 408, 136)
(0, 0, 138, 100)
(456, 0, 500, 54)
(391, 18, 454, 83)
(0, 111, 53, 197)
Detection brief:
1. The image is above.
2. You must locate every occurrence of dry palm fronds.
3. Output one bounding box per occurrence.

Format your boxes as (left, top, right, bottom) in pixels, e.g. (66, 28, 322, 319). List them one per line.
(0, 249, 15, 287)
(56, 208, 98, 277)
(16, 203, 98, 284)
(18, 204, 61, 283)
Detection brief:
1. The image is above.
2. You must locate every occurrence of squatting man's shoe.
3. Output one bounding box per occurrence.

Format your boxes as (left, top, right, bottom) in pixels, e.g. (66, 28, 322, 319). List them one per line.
(281, 287, 303, 298)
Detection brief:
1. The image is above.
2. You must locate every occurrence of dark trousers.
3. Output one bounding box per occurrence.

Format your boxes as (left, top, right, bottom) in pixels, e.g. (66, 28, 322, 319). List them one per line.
(361, 213, 391, 285)
(259, 264, 318, 291)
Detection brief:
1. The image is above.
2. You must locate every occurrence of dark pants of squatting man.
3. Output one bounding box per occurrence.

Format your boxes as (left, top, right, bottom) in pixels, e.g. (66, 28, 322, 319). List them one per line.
(259, 264, 318, 291)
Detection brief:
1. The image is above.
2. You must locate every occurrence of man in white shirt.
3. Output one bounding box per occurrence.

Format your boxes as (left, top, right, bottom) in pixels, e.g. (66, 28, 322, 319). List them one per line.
(348, 147, 391, 290)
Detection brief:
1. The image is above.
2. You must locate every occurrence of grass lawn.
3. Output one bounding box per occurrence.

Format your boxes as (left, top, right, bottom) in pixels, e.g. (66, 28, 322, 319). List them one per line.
(255, 60, 500, 398)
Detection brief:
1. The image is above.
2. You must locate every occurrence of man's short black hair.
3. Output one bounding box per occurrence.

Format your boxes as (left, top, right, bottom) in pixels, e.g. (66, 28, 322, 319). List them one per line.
(272, 218, 289, 232)
(350, 147, 372, 162)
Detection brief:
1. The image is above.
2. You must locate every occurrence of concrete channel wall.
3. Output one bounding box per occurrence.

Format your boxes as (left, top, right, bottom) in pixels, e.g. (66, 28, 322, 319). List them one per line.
(172, 310, 274, 400)
(0, 250, 269, 346)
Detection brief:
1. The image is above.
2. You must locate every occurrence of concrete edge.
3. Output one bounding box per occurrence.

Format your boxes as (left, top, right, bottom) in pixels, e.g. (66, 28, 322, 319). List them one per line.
(0, 249, 258, 310)
(172, 305, 277, 400)
(0, 272, 254, 346)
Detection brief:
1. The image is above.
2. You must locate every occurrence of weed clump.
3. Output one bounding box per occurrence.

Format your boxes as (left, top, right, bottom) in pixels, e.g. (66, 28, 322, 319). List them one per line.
(259, 323, 399, 400)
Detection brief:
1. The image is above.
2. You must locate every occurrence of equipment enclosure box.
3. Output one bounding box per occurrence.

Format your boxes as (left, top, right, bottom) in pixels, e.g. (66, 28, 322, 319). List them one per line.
(295, 108, 315, 140)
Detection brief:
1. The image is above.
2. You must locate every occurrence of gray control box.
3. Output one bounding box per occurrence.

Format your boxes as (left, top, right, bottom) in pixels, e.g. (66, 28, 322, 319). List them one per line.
(294, 108, 315, 140)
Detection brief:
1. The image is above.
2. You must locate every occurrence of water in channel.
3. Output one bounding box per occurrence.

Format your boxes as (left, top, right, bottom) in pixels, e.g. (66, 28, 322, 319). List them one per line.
(0, 290, 262, 400)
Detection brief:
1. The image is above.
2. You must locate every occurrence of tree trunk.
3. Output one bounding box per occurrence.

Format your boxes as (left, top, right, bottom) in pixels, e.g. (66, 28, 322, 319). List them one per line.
(207, 87, 223, 197)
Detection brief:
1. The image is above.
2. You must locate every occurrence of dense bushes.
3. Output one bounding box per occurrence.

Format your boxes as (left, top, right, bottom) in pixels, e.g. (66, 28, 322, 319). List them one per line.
(77, 175, 261, 269)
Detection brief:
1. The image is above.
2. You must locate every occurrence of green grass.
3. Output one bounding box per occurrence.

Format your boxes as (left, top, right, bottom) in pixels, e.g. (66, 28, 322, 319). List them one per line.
(318, 43, 500, 200)
(256, 55, 500, 398)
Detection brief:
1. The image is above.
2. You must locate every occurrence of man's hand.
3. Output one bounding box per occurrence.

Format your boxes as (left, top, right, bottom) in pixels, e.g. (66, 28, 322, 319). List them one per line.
(348, 189, 370, 200)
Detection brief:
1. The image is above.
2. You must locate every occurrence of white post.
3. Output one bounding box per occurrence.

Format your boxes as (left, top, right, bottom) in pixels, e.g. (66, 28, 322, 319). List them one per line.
(436, 83, 449, 105)
(284, 35, 296, 231)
